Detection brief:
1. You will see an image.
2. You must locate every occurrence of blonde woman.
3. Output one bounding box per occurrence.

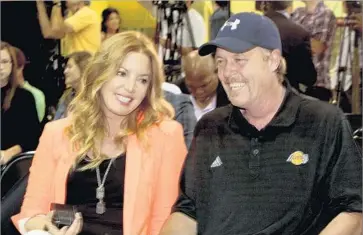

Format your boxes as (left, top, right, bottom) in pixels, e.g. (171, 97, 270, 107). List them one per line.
(12, 31, 187, 235)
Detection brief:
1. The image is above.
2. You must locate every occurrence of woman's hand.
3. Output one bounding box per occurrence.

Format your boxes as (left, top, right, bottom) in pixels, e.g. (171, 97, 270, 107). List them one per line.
(25, 211, 83, 235)
(51, 213, 83, 235)
(24, 211, 58, 233)
(0, 145, 22, 165)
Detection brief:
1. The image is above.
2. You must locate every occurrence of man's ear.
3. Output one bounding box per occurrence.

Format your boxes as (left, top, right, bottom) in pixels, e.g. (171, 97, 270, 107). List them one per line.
(268, 49, 281, 72)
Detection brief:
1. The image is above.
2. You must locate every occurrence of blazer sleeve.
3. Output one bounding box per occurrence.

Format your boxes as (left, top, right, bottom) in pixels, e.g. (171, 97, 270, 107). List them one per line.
(148, 123, 188, 235)
(12, 122, 57, 230)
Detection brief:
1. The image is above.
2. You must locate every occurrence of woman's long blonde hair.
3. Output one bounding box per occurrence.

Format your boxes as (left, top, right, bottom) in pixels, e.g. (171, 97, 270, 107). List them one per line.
(66, 31, 174, 169)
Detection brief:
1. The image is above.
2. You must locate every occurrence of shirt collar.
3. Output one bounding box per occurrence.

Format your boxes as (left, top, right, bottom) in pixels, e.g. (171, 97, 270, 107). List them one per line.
(276, 10, 290, 19)
(190, 94, 217, 112)
(228, 81, 302, 134)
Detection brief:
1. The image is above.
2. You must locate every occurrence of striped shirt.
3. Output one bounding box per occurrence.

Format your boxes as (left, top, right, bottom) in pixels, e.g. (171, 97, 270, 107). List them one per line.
(292, 1, 336, 89)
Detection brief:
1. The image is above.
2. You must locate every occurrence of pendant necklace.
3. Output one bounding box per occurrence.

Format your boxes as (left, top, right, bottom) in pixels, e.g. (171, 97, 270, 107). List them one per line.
(95, 158, 115, 214)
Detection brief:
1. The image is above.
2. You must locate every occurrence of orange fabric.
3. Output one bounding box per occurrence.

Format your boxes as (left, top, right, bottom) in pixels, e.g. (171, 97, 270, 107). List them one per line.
(12, 117, 187, 235)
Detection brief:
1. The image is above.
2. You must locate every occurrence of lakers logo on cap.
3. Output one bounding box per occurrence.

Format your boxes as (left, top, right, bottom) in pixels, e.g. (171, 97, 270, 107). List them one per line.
(286, 151, 309, 166)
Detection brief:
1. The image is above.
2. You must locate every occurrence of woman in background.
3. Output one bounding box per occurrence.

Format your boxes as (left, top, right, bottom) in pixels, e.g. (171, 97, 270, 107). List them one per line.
(1, 42, 41, 198)
(101, 7, 121, 42)
(12, 31, 187, 235)
(0, 41, 41, 164)
(54, 51, 92, 120)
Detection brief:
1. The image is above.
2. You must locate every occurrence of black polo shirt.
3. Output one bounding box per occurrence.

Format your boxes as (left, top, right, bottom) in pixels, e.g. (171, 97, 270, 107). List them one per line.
(173, 88, 362, 235)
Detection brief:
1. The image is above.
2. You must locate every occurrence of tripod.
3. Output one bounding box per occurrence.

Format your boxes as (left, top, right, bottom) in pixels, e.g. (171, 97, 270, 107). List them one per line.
(335, 16, 361, 114)
(153, 1, 196, 82)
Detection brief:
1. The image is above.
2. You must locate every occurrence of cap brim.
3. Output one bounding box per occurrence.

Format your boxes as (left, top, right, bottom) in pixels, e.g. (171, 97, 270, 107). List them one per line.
(198, 37, 255, 56)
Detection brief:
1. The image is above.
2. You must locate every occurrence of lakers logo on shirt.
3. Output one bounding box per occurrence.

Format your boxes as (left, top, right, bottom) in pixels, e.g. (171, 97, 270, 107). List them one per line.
(286, 151, 309, 166)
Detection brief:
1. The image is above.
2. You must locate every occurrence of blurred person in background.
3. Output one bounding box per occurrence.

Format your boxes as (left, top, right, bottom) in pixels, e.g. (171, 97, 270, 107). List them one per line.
(138, 0, 206, 55)
(292, 0, 337, 102)
(0, 41, 41, 165)
(330, 0, 362, 112)
(12, 31, 187, 235)
(164, 90, 196, 149)
(101, 7, 121, 42)
(210, 1, 230, 40)
(54, 51, 92, 120)
(14, 47, 46, 123)
(261, 1, 317, 93)
(36, 0, 101, 55)
(178, 50, 229, 121)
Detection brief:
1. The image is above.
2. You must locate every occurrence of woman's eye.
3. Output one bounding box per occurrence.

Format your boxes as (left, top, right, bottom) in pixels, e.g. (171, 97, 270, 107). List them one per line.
(117, 71, 127, 77)
(139, 78, 149, 84)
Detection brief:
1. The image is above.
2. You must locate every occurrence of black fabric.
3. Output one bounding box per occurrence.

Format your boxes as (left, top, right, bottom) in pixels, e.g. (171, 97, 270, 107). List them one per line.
(1, 173, 29, 235)
(173, 88, 362, 235)
(1, 86, 41, 152)
(173, 78, 230, 108)
(265, 11, 317, 91)
(66, 155, 126, 235)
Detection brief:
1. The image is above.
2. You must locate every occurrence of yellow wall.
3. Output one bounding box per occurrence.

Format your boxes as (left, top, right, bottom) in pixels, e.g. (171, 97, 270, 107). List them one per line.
(230, 1, 344, 17)
(90, 1, 109, 17)
(89, 1, 344, 42)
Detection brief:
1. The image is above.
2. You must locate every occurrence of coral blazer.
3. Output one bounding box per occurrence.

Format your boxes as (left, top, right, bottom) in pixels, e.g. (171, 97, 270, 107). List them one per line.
(12, 117, 187, 235)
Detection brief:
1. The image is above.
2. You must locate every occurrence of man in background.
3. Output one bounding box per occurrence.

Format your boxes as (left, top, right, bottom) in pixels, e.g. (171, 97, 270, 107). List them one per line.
(164, 90, 196, 149)
(210, 1, 229, 40)
(261, 1, 317, 93)
(36, 0, 101, 55)
(292, 0, 336, 101)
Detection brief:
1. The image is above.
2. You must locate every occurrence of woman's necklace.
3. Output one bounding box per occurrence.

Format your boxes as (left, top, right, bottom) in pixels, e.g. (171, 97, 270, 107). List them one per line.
(95, 158, 115, 214)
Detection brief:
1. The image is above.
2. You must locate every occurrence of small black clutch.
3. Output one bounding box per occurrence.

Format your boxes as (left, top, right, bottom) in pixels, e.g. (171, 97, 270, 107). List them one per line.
(51, 203, 78, 228)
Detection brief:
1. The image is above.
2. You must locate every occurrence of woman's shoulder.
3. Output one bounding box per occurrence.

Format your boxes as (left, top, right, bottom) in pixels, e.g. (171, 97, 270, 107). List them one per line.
(13, 88, 33, 102)
(43, 117, 72, 134)
(148, 119, 183, 138)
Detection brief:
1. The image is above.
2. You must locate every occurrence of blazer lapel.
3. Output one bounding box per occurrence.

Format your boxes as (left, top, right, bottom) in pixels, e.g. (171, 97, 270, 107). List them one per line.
(54, 137, 78, 204)
(124, 134, 143, 235)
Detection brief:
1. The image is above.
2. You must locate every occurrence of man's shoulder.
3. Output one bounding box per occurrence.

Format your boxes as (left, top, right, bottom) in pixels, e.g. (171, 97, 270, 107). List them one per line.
(270, 14, 309, 42)
(76, 6, 99, 20)
(164, 91, 191, 107)
(297, 96, 344, 125)
(292, 7, 306, 16)
(320, 4, 335, 17)
(197, 105, 232, 129)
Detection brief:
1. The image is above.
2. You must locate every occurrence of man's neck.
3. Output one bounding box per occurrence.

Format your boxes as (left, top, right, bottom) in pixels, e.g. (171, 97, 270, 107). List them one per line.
(242, 83, 286, 130)
(305, 0, 320, 13)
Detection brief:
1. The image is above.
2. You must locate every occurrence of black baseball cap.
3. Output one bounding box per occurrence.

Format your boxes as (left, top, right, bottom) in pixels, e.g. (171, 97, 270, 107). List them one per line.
(199, 12, 282, 56)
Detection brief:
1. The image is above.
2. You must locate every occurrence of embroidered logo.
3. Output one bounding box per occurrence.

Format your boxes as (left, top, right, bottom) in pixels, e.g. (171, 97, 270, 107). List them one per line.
(286, 151, 309, 166)
(221, 19, 241, 31)
(211, 156, 223, 168)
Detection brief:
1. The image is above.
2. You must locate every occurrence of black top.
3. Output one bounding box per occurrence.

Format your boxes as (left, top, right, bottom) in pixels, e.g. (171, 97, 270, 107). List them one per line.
(66, 155, 126, 235)
(265, 11, 317, 91)
(1, 85, 41, 151)
(173, 87, 362, 235)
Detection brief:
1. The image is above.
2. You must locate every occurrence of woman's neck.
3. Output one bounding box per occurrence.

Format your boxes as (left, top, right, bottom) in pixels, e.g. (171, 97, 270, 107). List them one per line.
(106, 29, 117, 35)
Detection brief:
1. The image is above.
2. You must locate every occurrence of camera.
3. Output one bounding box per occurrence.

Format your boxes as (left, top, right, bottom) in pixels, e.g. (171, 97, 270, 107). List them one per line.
(345, 1, 362, 15)
(152, 0, 187, 10)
